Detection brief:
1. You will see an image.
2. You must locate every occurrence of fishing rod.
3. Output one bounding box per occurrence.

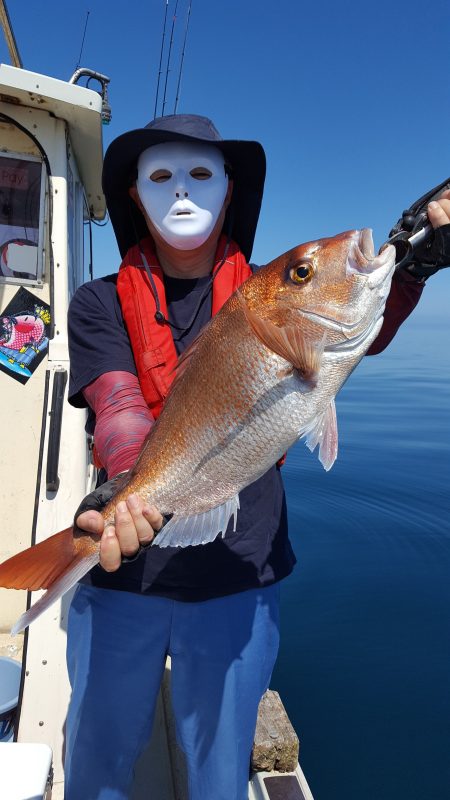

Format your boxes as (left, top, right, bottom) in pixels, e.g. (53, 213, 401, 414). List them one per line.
(174, 0, 192, 114)
(161, 0, 180, 117)
(154, 0, 169, 119)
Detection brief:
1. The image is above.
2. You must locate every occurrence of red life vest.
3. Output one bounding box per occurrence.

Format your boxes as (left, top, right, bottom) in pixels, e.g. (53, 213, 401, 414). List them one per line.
(116, 235, 253, 420)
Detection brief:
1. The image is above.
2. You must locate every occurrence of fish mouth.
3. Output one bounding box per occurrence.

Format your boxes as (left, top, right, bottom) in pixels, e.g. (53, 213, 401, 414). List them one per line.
(355, 228, 375, 263)
(347, 229, 394, 277)
(299, 229, 395, 345)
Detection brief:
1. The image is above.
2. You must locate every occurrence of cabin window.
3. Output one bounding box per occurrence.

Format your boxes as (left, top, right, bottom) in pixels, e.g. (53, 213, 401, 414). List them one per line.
(0, 152, 45, 286)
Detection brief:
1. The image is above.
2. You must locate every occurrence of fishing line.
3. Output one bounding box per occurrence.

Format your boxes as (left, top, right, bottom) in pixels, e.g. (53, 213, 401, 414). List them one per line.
(161, 0, 180, 117)
(74, 10, 90, 71)
(139, 234, 231, 333)
(154, 0, 169, 118)
(174, 0, 192, 114)
(136, 193, 234, 330)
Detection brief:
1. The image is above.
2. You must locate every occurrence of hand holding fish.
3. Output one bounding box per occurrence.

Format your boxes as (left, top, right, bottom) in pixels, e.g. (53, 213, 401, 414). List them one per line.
(76, 490, 163, 572)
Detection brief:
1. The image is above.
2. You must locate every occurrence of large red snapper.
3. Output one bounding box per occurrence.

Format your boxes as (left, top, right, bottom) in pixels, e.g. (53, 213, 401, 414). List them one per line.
(0, 229, 395, 632)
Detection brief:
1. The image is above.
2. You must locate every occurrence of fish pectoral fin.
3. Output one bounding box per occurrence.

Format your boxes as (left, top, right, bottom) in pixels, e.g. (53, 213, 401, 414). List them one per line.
(153, 495, 240, 549)
(238, 291, 324, 383)
(303, 399, 338, 471)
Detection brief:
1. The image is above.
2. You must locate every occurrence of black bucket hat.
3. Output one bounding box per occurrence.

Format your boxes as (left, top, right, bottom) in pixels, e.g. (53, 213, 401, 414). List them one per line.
(102, 114, 266, 262)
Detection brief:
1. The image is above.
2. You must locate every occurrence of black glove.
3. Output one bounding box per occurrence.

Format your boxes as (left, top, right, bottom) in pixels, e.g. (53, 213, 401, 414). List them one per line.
(73, 472, 128, 524)
(388, 177, 450, 279)
(405, 224, 450, 279)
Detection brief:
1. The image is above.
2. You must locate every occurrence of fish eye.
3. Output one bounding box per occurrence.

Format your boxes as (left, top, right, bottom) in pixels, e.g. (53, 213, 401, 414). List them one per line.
(289, 260, 315, 284)
(190, 167, 212, 180)
(150, 169, 172, 183)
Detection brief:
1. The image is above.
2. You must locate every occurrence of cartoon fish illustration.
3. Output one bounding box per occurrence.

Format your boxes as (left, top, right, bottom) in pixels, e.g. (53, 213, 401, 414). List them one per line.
(0, 311, 45, 351)
(0, 229, 396, 633)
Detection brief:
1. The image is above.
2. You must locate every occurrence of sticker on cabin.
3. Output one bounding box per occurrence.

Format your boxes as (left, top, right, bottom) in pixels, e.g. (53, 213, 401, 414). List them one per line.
(0, 288, 51, 384)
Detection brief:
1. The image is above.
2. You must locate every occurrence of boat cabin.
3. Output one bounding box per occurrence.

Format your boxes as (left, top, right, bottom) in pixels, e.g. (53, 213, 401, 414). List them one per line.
(0, 61, 104, 798)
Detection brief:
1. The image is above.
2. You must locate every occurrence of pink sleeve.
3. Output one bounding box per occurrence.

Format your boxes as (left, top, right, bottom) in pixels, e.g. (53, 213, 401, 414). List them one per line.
(83, 371, 155, 478)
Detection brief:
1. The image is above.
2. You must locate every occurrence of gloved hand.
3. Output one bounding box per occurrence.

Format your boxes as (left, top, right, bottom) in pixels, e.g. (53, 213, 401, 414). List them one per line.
(74, 473, 165, 567)
(407, 219, 450, 279)
(73, 472, 129, 522)
(391, 188, 450, 280)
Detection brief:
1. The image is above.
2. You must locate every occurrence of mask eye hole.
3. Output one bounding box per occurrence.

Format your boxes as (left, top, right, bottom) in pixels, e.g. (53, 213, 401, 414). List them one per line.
(289, 261, 315, 284)
(150, 169, 172, 183)
(190, 167, 212, 180)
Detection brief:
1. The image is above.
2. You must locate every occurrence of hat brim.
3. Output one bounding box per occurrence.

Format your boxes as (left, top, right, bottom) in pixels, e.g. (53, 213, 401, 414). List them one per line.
(102, 128, 266, 262)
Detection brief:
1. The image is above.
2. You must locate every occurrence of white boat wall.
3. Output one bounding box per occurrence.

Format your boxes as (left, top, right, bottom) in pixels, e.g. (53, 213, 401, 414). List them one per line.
(0, 62, 104, 796)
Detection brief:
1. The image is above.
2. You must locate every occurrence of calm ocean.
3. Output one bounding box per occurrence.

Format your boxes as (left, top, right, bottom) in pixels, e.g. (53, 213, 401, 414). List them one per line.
(272, 314, 450, 800)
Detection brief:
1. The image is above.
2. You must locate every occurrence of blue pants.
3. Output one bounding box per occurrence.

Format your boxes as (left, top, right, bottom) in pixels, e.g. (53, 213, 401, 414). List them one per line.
(64, 583, 280, 800)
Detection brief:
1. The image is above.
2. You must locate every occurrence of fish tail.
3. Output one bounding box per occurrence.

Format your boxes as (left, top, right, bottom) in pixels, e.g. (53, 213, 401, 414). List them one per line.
(0, 529, 99, 633)
(0, 528, 77, 590)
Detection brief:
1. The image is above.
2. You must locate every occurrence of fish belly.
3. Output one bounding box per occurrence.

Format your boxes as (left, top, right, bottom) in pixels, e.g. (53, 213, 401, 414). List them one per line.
(151, 369, 312, 515)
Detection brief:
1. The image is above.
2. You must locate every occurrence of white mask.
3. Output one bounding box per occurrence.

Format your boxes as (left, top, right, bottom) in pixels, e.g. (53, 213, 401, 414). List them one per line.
(136, 142, 229, 250)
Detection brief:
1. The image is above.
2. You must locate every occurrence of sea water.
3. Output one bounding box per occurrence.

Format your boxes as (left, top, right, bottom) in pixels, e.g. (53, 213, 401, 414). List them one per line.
(272, 314, 450, 800)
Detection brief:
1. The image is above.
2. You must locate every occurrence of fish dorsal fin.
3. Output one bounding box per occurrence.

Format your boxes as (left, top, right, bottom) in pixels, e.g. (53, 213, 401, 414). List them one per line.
(303, 399, 338, 470)
(237, 290, 324, 384)
(154, 494, 240, 549)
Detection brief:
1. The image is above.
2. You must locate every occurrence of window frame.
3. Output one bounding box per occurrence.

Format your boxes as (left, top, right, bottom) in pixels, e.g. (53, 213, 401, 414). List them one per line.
(0, 150, 46, 288)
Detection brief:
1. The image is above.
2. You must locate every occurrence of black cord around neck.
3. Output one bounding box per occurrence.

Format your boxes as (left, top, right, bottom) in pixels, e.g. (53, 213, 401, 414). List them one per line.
(129, 195, 235, 330)
(139, 234, 232, 332)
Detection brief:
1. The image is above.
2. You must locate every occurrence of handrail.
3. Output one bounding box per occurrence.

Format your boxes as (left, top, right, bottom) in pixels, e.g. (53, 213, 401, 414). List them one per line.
(46, 369, 68, 493)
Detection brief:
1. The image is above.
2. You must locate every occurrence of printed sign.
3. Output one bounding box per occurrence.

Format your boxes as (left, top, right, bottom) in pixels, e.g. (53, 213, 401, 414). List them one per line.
(0, 165, 29, 190)
(0, 287, 51, 384)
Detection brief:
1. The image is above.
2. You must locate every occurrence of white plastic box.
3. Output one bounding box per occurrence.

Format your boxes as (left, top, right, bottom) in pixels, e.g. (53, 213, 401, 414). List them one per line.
(0, 742, 52, 799)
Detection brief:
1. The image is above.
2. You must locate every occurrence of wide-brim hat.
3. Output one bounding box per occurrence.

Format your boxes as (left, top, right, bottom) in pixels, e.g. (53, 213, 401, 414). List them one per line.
(102, 114, 266, 262)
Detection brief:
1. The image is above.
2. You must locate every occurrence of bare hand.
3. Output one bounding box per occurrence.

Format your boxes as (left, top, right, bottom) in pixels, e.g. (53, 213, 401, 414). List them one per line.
(427, 189, 450, 228)
(76, 496, 164, 572)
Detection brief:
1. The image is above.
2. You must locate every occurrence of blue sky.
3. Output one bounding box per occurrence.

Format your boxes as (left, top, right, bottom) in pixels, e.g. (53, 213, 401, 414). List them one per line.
(2, 0, 449, 316)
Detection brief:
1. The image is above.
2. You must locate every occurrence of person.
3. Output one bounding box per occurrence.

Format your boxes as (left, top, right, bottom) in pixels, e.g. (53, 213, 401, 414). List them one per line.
(64, 114, 450, 800)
